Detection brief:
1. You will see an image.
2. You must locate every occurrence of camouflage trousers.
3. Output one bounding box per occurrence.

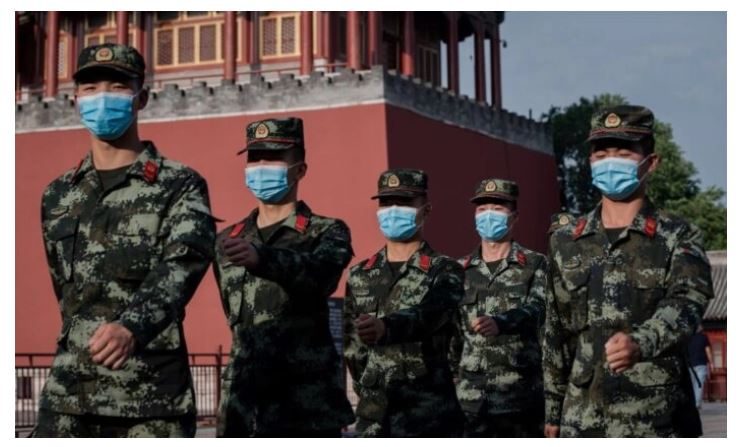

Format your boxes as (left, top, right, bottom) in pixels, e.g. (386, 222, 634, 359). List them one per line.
(463, 404, 544, 437)
(31, 409, 196, 438)
(355, 378, 464, 437)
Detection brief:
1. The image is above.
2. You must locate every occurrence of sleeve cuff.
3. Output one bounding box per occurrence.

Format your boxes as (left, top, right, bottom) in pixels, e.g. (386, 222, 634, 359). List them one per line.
(545, 397, 564, 426)
(629, 330, 653, 360)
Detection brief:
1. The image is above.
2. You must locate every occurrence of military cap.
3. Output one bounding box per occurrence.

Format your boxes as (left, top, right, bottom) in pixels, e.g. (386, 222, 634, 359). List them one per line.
(74, 44, 145, 81)
(587, 105, 654, 143)
(371, 168, 428, 199)
(470, 178, 519, 203)
(237, 117, 304, 155)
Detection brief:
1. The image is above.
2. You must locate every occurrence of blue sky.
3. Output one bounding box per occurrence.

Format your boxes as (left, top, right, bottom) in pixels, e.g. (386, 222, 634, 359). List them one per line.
(449, 12, 726, 194)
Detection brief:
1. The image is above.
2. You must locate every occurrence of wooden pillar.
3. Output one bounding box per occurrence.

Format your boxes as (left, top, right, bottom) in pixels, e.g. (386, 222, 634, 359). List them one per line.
(247, 12, 259, 67)
(116, 11, 128, 45)
(134, 12, 145, 52)
(44, 11, 60, 98)
(490, 26, 502, 109)
(367, 11, 381, 67)
(401, 11, 415, 76)
(223, 11, 237, 82)
(16, 12, 20, 100)
(300, 11, 314, 75)
(448, 12, 459, 94)
(473, 20, 486, 103)
(346, 11, 360, 70)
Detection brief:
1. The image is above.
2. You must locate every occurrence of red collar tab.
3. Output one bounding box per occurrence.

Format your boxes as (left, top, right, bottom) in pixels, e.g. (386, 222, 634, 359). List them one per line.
(70, 158, 85, 182)
(364, 254, 379, 270)
(644, 216, 657, 238)
(295, 214, 310, 233)
(143, 161, 159, 183)
(459, 257, 471, 269)
(573, 219, 587, 240)
(516, 251, 527, 266)
(229, 222, 246, 238)
(419, 255, 431, 272)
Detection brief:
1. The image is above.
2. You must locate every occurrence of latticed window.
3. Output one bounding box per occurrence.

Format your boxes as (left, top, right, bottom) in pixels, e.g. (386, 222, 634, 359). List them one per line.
(153, 12, 241, 68)
(84, 12, 135, 49)
(57, 37, 68, 78)
(260, 12, 317, 59)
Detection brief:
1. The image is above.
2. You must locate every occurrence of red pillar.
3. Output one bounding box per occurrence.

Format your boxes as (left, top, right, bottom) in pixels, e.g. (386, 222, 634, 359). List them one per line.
(473, 20, 486, 103)
(367, 11, 381, 67)
(346, 11, 361, 70)
(490, 26, 502, 109)
(401, 11, 415, 76)
(300, 11, 314, 75)
(134, 12, 145, 52)
(116, 11, 128, 45)
(325, 12, 337, 70)
(247, 12, 259, 67)
(448, 12, 459, 94)
(44, 11, 60, 98)
(223, 11, 237, 82)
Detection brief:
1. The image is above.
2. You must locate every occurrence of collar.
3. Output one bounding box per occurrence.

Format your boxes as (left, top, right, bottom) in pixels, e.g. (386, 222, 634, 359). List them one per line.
(462, 240, 526, 269)
(363, 240, 434, 272)
(573, 198, 659, 240)
(247, 200, 313, 235)
(70, 141, 163, 185)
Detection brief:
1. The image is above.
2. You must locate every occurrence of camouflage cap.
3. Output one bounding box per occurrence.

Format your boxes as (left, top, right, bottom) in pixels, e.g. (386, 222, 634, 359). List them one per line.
(371, 168, 428, 200)
(470, 178, 519, 203)
(237, 117, 304, 155)
(587, 105, 654, 143)
(73, 44, 145, 81)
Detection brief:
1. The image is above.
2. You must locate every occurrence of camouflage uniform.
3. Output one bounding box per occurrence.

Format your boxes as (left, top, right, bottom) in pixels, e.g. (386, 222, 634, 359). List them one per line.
(35, 142, 216, 436)
(543, 106, 714, 437)
(451, 179, 546, 437)
(33, 44, 216, 438)
(344, 169, 465, 437)
(214, 118, 354, 437)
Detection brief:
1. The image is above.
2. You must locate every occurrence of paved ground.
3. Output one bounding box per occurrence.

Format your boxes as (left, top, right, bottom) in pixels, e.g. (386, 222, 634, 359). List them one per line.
(20, 403, 727, 438)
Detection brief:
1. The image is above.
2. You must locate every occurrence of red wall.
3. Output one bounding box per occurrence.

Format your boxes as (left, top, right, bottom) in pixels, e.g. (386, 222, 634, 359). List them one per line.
(15, 103, 560, 357)
(385, 105, 561, 256)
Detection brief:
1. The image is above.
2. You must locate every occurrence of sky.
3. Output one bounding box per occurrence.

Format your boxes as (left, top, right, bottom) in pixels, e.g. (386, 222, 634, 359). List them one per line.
(450, 12, 727, 195)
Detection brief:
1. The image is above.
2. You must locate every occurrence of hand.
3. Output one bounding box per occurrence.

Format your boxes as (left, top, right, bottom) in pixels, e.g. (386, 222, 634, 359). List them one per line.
(605, 331, 641, 374)
(355, 314, 386, 345)
(470, 316, 499, 337)
(222, 237, 259, 269)
(89, 323, 136, 370)
(544, 424, 560, 438)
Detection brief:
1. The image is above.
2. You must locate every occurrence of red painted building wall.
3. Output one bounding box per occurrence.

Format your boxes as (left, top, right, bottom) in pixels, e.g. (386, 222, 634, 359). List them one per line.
(15, 103, 560, 356)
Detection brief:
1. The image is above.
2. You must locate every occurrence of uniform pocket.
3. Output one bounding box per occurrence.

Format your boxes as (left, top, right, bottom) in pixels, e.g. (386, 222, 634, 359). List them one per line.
(45, 216, 78, 282)
(557, 266, 590, 332)
(630, 268, 667, 323)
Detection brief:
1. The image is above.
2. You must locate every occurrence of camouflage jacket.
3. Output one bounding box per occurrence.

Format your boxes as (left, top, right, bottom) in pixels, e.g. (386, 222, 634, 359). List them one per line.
(544, 199, 714, 437)
(39, 142, 216, 417)
(451, 241, 547, 415)
(213, 201, 355, 434)
(344, 241, 465, 436)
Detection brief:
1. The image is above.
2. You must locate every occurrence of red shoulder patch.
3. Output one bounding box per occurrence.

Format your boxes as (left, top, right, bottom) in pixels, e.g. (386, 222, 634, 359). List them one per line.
(573, 218, 587, 239)
(229, 222, 246, 238)
(516, 251, 527, 266)
(419, 255, 431, 272)
(143, 161, 159, 183)
(644, 216, 657, 238)
(459, 257, 471, 269)
(295, 214, 310, 233)
(364, 254, 378, 270)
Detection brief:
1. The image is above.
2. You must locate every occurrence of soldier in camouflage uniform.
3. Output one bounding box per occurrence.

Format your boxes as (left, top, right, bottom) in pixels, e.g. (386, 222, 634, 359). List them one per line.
(33, 44, 216, 437)
(344, 169, 465, 437)
(451, 178, 546, 437)
(543, 105, 714, 437)
(213, 117, 354, 437)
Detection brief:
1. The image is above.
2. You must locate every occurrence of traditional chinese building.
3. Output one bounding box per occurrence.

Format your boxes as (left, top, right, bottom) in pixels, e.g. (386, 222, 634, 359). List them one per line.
(704, 250, 727, 402)
(15, 11, 560, 425)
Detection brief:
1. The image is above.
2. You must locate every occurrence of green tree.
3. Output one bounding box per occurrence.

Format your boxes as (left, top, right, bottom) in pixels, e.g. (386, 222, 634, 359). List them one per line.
(544, 94, 726, 250)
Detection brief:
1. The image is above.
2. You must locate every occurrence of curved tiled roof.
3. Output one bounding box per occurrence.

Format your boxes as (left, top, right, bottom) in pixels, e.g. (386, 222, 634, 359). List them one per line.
(704, 251, 726, 321)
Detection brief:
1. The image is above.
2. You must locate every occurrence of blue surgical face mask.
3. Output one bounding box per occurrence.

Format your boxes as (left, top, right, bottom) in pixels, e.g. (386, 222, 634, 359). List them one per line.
(77, 91, 138, 141)
(244, 163, 299, 203)
(377, 206, 421, 241)
(591, 156, 651, 200)
(475, 209, 510, 241)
